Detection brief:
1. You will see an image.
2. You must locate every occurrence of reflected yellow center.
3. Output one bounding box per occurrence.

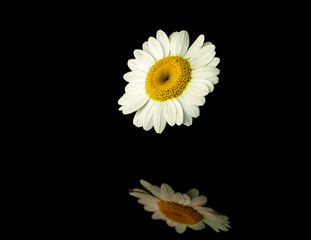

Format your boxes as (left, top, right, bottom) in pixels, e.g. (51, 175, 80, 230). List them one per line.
(145, 56, 191, 102)
(158, 201, 203, 225)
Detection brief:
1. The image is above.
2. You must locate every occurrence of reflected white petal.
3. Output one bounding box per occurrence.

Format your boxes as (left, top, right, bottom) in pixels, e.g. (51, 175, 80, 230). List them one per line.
(175, 224, 187, 234)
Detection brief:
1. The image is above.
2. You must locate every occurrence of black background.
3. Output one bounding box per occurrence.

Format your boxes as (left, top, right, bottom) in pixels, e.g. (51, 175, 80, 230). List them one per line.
(41, 1, 300, 239)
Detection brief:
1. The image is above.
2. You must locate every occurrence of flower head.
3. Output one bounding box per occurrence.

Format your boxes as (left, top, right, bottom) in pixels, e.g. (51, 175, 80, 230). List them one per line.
(118, 30, 220, 133)
(129, 180, 231, 234)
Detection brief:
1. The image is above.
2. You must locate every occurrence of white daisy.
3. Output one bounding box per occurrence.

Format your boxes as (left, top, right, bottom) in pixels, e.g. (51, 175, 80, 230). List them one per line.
(129, 179, 231, 234)
(118, 30, 220, 133)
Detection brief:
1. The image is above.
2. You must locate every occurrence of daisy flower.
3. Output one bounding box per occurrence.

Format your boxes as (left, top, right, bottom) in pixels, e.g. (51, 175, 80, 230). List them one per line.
(118, 30, 220, 133)
(129, 180, 231, 234)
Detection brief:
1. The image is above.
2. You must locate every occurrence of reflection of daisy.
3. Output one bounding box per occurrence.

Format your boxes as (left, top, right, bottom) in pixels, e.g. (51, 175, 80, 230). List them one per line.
(118, 30, 220, 133)
(130, 180, 231, 234)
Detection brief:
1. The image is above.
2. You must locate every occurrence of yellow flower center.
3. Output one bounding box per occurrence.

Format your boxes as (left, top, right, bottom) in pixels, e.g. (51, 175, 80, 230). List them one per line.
(145, 56, 192, 102)
(158, 201, 203, 225)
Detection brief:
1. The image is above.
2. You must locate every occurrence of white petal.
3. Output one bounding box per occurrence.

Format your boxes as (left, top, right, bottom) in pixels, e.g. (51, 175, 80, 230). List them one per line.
(182, 193, 191, 205)
(129, 191, 157, 201)
(196, 206, 215, 215)
(207, 57, 220, 67)
(191, 195, 207, 207)
(133, 110, 143, 127)
(142, 100, 156, 131)
(153, 102, 167, 134)
(173, 192, 191, 204)
(169, 31, 178, 41)
(208, 76, 219, 85)
(140, 180, 164, 199)
(133, 99, 153, 128)
(188, 221, 206, 230)
(191, 78, 214, 93)
(187, 82, 210, 96)
(120, 92, 149, 115)
(175, 224, 187, 234)
(143, 203, 158, 212)
(203, 220, 220, 232)
(177, 94, 200, 118)
(134, 49, 155, 67)
(142, 41, 152, 58)
(138, 198, 158, 206)
(173, 192, 184, 203)
(118, 105, 125, 112)
(192, 67, 220, 79)
(205, 66, 220, 76)
(133, 100, 149, 127)
(163, 100, 176, 126)
(188, 45, 215, 69)
(198, 51, 216, 68)
(125, 80, 145, 93)
(131, 188, 149, 194)
(149, 37, 164, 61)
(203, 218, 229, 232)
(186, 188, 199, 199)
(166, 219, 178, 227)
(160, 183, 175, 200)
(118, 90, 141, 105)
(171, 98, 183, 125)
(123, 71, 146, 82)
(202, 211, 231, 232)
(177, 30, 190, 56)
(183, 112, 193, 126)
(169, 31, 179, 56)
(184, 34, 205, 59)
(191, 51, 216, 69)
(152, 211, 166, 220)
(156, 30, 170, 57)
(202, 41, 213, 47)
(183, 87, 206, 106)
(128, 59, 149, 73)
(169, 31, 189, 56)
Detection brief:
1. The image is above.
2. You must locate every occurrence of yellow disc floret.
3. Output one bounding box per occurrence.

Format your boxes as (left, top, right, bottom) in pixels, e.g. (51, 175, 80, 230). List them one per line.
(158, 201, 203, 225)
(145, 56, 192, 102)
